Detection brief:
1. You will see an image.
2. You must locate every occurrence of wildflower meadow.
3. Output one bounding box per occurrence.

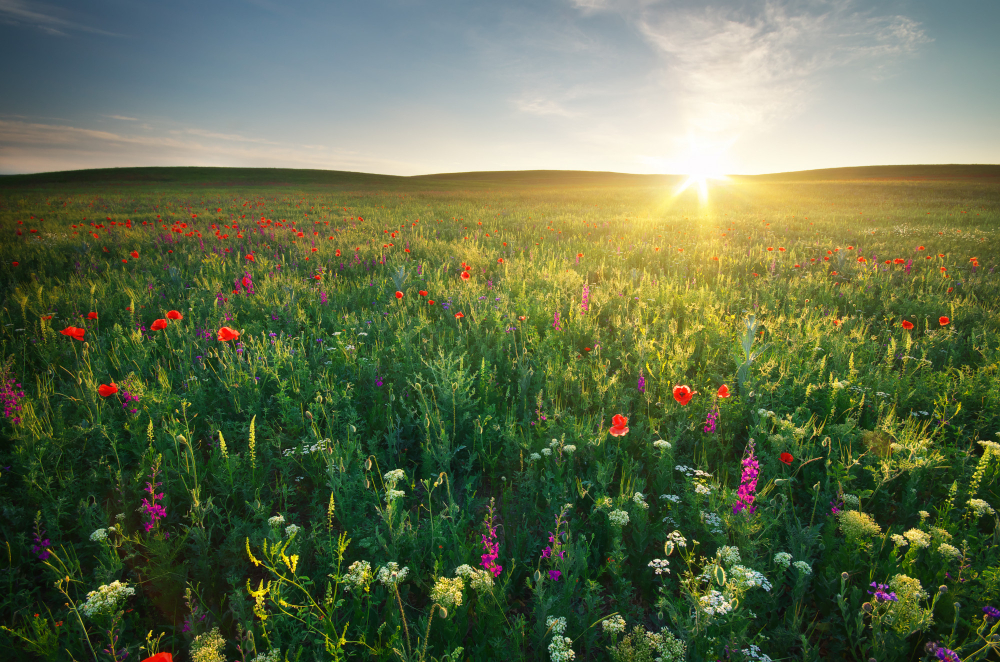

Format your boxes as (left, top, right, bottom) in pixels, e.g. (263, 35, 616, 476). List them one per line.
(1, 166, 1000, 661)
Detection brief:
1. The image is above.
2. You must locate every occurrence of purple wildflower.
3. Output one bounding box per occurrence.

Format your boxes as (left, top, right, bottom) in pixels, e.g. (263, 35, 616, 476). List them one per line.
(1, 361, 26, 425)
(552, 311, 562, 331)
(480, 497, 502, 578)
(31, 522, 51, 561)
(984, 605, 1000, 622)
(868, 582, 898, 603)
(581, 284, 589, 312)
(733, 439, 759, 515)
(548, 569, 562, 581)
(637, 369, 645, 394)
(703, 409, 719, 434)
(141, 461, 166, 533)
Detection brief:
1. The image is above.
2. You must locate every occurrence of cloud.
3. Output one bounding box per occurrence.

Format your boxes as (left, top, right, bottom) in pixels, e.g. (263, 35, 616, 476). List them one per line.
(570, 0, 930, 138)
(512, 97, 579, 118)
(0, 0, 124, 36)
(107, 115, 139, 121)
(0, 118, 418, 175)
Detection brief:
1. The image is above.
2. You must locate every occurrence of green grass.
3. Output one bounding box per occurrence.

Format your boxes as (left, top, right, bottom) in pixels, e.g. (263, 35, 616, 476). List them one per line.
(1, 166, 999, 661)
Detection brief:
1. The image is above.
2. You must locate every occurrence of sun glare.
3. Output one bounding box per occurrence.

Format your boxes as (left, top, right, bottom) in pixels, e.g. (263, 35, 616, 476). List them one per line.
(672, 137, 731, 203)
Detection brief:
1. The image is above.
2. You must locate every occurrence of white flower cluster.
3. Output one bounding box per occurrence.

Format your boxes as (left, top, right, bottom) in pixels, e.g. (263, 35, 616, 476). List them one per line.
(385, 489, 405, 503)
(377, 562, 409, 586)
(601, 614, 626, 635)
(541, 448, 553, 457)
(281, 439, 330, 457)
(343, 560, 373, 592)
(646, 628, 686, 662)
(701, 511, 724, 535)
(529, 452, 542, 462)
(773, 552, 792, 568)
(730, 565, 772, 592)
(455, 564, 494, 592)
(284, 524, 300, 537)
(563, 445, 577, 454)
(904, 529, 931, 548)
(660, 494, 681, 503)
(842, 494, 860, 508)
(978, 440, 1000, 454)
(82, 580, 135, 618)
(546, 616, 575, 662)
(968, 499, 995, 517)
(653, 440, 671, 450)
(792, 561, 812, 575)
(698, 589, 734, 616)
(90, 528, 109, 542)
(633, 492, 648, 509)
(757, 409, 776, 418)
(718, 546, 741, 567)
(595, 496, 613, 510)
(741, 644, 774, 662)
(384, 469, 406, 488)
(267, 514, 285, 528)
(430, 576, 464, 608)
(666, 530, 687, 548)
(695, 484, 712, 496)
(937, 543, 961, 561)
(608, 509, 630, 527)
(250, 650, 282, 662)
(890, 534, 908, 547)
(648, 558, 670, 575)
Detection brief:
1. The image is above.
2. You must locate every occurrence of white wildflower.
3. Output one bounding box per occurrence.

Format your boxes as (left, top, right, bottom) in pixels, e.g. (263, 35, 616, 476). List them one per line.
(608, 509, 630, 527)
(90, 528, 108, 542)
(731, 565, 773, 591)
(719, 546, 741, 567)
(541, 447, 553, 457)
(385, 489, 405, 503)
(250, 651, 282, 662)
(82, 581, 135, 619)
(653, 440, 671, 450)
(648, 558, 670, 575)
(773, 552, 792, 568)
(968, 499, 995, 517)
(601, 614, 626, 635)
(267, 514, 285, 528)
(430, 576, 464, 608)
(695, 483, 712, 496)
(660, 494, 681, 503)
(563, 444, 576, 454)
(384, 469, 406, 487)
(699, 590, 733, 616)
(529, 452, 542, 462)
(891, 534, 909, 547)
(792, 561, 812, 575)
(741, 644, 774, 662)
(343, 560, 373, 592)
(377, 562, 409, 586)
(903, 529, 931, 548)
(937, 543, 961, 561)
(284, 524, 300, 537)
(666, 530, 687, 548)
(633, 492, 648, 509)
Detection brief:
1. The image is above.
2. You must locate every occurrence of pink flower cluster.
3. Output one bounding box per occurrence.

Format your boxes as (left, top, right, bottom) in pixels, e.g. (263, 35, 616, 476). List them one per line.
(733, 439, 759, 515)
(480, 498, 502, 578)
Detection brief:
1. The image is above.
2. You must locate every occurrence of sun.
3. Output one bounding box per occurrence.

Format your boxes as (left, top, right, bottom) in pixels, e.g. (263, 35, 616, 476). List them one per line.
(672, 136, 731, 202)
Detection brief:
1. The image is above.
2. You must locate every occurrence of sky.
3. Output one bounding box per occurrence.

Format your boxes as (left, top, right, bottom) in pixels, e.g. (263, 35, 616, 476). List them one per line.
(1, 0, 998, 176)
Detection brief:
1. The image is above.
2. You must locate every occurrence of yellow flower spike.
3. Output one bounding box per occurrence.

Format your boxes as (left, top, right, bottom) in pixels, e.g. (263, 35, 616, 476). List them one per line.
(290, 554, 299, 574)
(246, 538, 261, 567)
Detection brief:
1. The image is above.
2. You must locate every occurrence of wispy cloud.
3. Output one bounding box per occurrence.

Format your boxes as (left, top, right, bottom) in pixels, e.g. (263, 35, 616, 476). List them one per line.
(107, 115, 139, 121)
(0, 0, 124, 36)
(0, 118, 418, 175)
(512, 97, 579, 118)
(570, 0, 930, 138)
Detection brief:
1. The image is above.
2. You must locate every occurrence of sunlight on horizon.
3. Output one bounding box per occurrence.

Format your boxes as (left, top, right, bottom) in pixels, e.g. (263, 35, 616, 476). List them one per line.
(671, 135, 733, 205)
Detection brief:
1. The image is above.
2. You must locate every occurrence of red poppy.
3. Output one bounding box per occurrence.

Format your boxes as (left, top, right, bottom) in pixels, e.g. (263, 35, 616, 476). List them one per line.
(419, 290, 428, 296)
(87, 312, 98, 320)
(245, 254, 255, 262)
(60, 326, 85, 341)
(395, 291, 403, 299)
(166, 310, 183, 320)
(461, 271, 471, 281)
(140, 653, 173, 662)
(130, 250, 139, 259)
(901, 320, 914, 330)
(428, 300, 435, 305)
(41, 315, 52, 321)
(939, 316, 950, 326)
(717, 384, 730, 398)
(518, 315, 526, 321)
(917, 246, 925, 251)
(673, 385, 694, 406)
(150, 319, 168, 331)
(314, 275, 321, 280)
(577, 253, 584, 258)
(98, 383, 119, 397)
(497, 258, 504, 264)
(454, 312, 464, 319)
(779, 452, 793, 465)
(609, 414, 629, 437)
(218, 326, 240, 341)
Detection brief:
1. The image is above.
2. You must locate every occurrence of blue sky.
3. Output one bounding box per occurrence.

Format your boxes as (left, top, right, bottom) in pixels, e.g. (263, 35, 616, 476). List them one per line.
(1, 0, 997, 176)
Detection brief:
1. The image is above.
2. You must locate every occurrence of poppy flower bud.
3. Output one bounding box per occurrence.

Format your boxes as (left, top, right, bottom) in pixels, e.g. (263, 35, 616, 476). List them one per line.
(305, 411, 313, 421)
(438, 607, 448, 618)
(862, 602, 873, 614)
(176, 435, 187, 444)
(842, 572, 850, 581)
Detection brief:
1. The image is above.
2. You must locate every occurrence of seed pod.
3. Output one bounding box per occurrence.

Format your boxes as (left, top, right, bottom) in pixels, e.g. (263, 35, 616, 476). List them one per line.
(862, 602, 873, 614)
(533, 570, 541, 583)
(841, 572, 850, 581)
(664, 541, 675, 556)
(713, 565, 726, 586)
(365, 457, 372, 471)
(176, 435, 187, 444)
(438, 607, 448, 618)
(305, 411, 313, 421)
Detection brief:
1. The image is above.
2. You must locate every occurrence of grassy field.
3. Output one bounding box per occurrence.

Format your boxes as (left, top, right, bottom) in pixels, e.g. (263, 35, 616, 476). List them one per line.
(1, 165, 999, 661)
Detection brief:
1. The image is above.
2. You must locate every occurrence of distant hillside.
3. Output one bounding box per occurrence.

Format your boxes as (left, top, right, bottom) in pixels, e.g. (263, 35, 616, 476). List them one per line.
(1, 164, 997, 190)
(733, 164, 1000, 182)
